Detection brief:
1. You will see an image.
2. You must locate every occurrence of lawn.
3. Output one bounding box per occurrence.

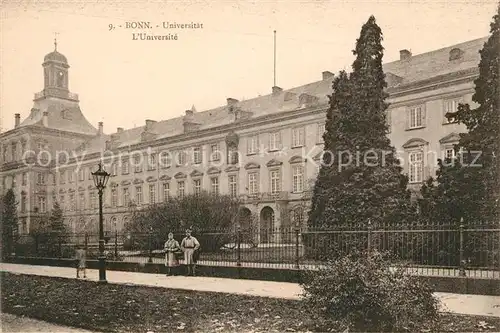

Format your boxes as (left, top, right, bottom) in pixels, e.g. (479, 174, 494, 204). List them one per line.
(1, 272, 499, 333)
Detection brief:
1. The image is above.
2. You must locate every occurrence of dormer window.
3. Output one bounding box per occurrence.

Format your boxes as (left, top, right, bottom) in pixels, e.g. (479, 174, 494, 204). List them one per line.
(449, 48, 463, 61)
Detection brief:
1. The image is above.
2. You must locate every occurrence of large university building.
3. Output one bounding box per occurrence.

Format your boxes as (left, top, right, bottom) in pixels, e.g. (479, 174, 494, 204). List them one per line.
(0, 37, 487, 237)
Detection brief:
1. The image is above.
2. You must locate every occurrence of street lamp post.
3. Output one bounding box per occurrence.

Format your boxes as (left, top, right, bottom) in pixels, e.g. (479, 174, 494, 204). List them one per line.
(92, 163, 110, 283)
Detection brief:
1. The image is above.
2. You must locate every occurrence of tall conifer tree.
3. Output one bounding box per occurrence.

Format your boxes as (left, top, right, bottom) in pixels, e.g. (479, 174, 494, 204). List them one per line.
(1, 189, 19, 257)
(309, 16, 414, 228)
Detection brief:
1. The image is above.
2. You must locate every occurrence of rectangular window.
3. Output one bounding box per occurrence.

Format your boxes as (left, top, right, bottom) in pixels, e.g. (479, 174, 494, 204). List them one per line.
(210, 144, 220, 161)
(111, 189, 118, 207)
(210, 177, 219, 195)
(292, 165, 304, 193)
(70, 194, 76, 211)
(444, 148, 455, 160)
(21, 194, 26, 213)
(37, 173, 45, 185)
(291, 127, 305, 148)
(134, 155, 142, 173)
(60, 170, 66, 184)
(68, 169, 74, 183)
(408, 151, 424, 183)
(148, 154, 157, 170)
(227, 148, 239, 165)
(87, 167, 92, 180)
(160, 152, 171, 168)
(317, 123, 325, 143)
(193, 147, 202, 164)
(177, 181, 185, 199)
(162, 183, 170, 201)
(90, 192, 97, 209)
(247, 135, 259, 155)
(122, 188, 130, 206)
(135, 186, 143, 204)
(149, 184, 156, 204)
(79, 192, 85, 210)
(248, 172, 259, 195)
(444, 98, 461, 123)
(408, 105, 425, 129)
(177, 151, 186, 166)
(193, 179, 201, 195)
(11, 143, 17, 161)
(38, 196, 46, 213)
(228, 175, 237, 197)
(22, 173, 27, 186)
(270, 170, 281, 194)
(78, 168, 85, 181)
(269, 131, 282, 151)
(122, 159, 130, 174)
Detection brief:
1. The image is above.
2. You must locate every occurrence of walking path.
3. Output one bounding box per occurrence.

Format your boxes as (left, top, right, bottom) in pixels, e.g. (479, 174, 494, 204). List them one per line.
(1, 263, 500, 318)
(0, 312, 97, 332)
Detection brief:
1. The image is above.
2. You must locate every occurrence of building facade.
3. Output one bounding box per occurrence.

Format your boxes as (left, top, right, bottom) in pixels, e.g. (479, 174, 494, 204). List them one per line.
(0, 37, 487, 237)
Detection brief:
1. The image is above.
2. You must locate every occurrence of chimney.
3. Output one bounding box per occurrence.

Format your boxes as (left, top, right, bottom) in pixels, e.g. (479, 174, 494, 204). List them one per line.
(226, 98, 239, 106)
(42, 111, 48, 127)
(98, 122, 103, 135)
(272, 86, 283, 95)
(399, 49, 412, 61)
(322, 71, 334, 80)
(14, 114, 20, 128)
(117, 127, 123, 133)
(145, 119, 156, 131)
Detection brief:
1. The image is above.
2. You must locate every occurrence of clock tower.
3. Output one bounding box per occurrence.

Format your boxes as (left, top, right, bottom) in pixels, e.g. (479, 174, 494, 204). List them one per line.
(36, 38, 76, 102)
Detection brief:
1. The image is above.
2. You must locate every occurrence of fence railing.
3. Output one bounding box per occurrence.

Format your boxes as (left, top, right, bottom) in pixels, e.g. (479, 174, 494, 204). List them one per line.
(11, 224, 500, 279)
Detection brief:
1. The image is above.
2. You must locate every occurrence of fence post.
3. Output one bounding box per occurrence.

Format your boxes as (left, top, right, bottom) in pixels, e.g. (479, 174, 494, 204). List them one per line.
(84, 233, 88, 253)
(237, 226, 241, 267)
(367, 219, 372, 254)
(148, 230, 153, 263)
(459, 220, 466, 277)
(114, 230, 118, 260)
(295, 226, 300, 269)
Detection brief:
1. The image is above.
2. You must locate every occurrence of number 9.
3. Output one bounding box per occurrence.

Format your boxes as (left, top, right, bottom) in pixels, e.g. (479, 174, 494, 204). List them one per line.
(109, 24, 114, 31)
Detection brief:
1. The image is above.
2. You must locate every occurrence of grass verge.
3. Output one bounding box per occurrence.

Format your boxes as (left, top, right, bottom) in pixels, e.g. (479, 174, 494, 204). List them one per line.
(1, 272, 499, 333)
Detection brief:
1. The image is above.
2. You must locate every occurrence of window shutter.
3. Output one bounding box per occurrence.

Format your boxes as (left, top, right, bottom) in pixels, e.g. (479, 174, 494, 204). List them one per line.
(278, 132, 282, 149)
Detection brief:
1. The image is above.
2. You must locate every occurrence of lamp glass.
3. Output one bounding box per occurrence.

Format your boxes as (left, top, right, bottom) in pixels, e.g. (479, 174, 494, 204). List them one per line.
(92, 164, 110, 189)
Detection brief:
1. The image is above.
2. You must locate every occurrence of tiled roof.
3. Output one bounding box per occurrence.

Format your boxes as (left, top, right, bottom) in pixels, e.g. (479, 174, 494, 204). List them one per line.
(80, 36, 487, 155)
(383, 37, 487, 85)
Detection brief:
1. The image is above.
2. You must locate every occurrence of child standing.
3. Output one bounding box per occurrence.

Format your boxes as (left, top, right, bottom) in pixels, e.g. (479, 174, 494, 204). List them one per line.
(75, 245, 87, 279)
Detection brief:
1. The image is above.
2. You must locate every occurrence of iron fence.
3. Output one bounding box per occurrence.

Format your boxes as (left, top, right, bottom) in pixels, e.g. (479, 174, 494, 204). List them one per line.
(12, 224, 500, 279)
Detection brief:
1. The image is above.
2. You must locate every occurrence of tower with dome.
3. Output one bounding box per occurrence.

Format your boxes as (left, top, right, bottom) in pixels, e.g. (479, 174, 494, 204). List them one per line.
(0, 40, 101, 234)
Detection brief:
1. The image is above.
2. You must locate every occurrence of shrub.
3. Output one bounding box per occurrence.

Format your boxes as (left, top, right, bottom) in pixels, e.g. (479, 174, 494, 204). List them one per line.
(300, 250, 440, 332)
(125, 193, 240, 253)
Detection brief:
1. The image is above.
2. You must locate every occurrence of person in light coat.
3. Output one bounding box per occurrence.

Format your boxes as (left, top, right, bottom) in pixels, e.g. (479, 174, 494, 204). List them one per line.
(180, 229, 200, 276)
(164, 232, 181, 276)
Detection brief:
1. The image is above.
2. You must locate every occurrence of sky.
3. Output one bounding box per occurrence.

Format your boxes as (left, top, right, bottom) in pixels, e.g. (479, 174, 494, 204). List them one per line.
(0, 0, 498, 134)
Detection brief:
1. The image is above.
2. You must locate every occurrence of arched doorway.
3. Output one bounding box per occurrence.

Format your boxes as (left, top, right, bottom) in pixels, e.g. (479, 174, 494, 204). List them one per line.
(260, 206, 275, 243)
(238, 207, 252, 230)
